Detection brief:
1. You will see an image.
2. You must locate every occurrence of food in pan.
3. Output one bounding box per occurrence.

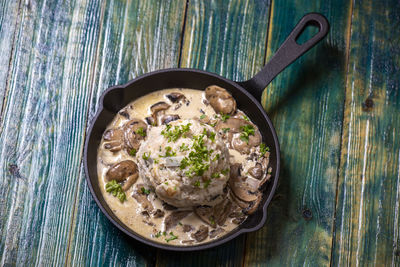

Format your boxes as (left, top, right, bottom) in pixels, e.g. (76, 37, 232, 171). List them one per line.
(97, 86, 272, 245)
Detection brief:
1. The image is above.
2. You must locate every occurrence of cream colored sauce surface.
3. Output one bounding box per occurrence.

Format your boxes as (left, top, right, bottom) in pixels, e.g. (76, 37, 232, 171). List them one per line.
(97, 88, 251, 246)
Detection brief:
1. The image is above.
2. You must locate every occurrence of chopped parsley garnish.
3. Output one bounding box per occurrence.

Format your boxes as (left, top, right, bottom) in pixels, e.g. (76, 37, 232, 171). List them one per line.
(260, 142, 270, 155)
(180, 133, 211, 177)
(209, 122, 217, 127)
(141, 187, 150, 195)
(221, 168, 230, 175)
(203, 179, 211, 188)
(105, 180, 126, 202)
(222, 128, 230, 133)
(136, 127, 146, 137)
(164, 182, 169, 185)
(212, 153, 220, 162)
(161, 123, 192, 142)
(129, 148, 137, 156)
(209, 216, 216, 226)
(165, 232, 178, 242)
(208, 131, 216, 142)
(220, 113, 230, 122)
(194, 180, 200, 187)
(142, 152, 151, 160)
(242, 115, 250, 121)
(160, 146, 176, 157)
(155, 231, 162, 238)
(211, 172, 220, 178)
(178, 222, 183, 226)
(200, 114, 206, 119)
(240, 124, 255, 144)
(153, 159, 159, 164)
(179, 143, 189, 152)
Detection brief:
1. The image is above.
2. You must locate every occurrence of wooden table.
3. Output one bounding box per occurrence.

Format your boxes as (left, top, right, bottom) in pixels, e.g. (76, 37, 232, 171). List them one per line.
(0, 0, 399, 266)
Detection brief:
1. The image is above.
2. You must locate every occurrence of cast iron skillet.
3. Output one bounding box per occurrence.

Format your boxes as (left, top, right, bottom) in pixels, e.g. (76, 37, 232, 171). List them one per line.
(84, 13, 329, 251)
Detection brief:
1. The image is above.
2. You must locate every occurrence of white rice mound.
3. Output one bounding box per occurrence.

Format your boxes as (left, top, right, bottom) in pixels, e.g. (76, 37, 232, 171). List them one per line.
(137, 119, 230, 207)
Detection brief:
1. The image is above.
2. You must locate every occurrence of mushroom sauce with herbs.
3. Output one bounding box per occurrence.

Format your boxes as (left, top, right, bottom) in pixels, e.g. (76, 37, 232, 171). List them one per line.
(97, 86, 272, 246)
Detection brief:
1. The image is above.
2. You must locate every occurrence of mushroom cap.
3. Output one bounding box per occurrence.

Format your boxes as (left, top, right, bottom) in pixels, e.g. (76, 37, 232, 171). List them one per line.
(165, 92, 186, 103)
(150, 101, 170, 114)
(123, 119, 147, 151)
(103, 128, 124, 152)
(191, 225, 209, 242)
(161, 114, 180, 125)
(106, 160, 137, 182)
(205, 85, 237, 115)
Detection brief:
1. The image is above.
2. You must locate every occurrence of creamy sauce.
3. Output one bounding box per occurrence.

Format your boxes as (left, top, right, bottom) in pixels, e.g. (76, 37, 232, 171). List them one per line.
(97, 88, 270, 246)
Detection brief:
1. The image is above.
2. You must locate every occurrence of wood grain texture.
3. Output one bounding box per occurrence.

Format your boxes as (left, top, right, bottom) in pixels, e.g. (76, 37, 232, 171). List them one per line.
(332, 0, 400, 265)
(156, 1, 270, 266)
(66, 0, 186, 266)
(0, 0, 104, 265)
(0, 0, 21, 120)
(242, 1, 352, 266)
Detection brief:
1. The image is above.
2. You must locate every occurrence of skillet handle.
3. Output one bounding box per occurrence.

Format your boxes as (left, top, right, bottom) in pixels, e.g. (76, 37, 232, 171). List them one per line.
(237, 13, 329, 100)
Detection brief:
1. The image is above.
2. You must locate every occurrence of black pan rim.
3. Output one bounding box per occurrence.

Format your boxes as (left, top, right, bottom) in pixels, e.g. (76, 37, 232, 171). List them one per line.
(84, 67, 281, 251)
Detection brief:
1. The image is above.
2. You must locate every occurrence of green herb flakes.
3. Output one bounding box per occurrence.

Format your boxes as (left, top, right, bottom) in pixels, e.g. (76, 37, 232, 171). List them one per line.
(179, 143, 189, 152)
(129, 148, 137, 156)
(260, 142, 270, 155)
(165, 232, 178, 242)
(142, 152, 151, 160)
(194, 180, 200, 187)
(221, 168, 230, 175)
(222, 128, 230, 133)
(105, 180, 126, 202)
(242, 115, 250, 121)
(141, 187, 150, 195)
(220, 113, 230, 122)
(161, 123, 192, 142)
(200, 114, 206, 119)
(211, 172, 220, 178)
(136, 127, 146, 137)
(240, 124, 255, 144)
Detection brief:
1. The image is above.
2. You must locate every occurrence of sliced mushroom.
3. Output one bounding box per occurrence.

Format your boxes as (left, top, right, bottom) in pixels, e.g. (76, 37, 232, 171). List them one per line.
(182, 224, 194, 233)
(205, 85, 237, 115)
(249, 163, 263, 179)
(118, 110, 130, 119)
(191, 225, 209, 242)
(164, 210, 192, 231)
(165, 92, 186, 103)
(231, 131, 261, 154)
(150, 101, 170, 114)
(209, 228, 225, 238)
(103, 128, 124, 152)
(229, 172, 260, 202)
(132, 184, 154, 213)
(153, 209, 165, 218)
(145, 116, 155, 126)
(229, 191, 250, 209)
(243, 195, 262, 215)
(123, 119, 147, 152)
(122, 173, 139, 191)
(106, 160, 137, 182)
(162, 202, 178, 211)
(161, 114, 180, 125)
(194, 198, 232, 228)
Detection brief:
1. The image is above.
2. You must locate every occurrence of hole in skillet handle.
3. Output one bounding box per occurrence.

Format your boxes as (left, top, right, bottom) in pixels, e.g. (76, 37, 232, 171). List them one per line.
(237, 13, 330, 100)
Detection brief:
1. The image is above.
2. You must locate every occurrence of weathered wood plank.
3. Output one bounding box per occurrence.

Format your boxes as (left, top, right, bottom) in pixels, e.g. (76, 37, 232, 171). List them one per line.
(0, 0, 105, 265)
(332, 0, 400, 265)
(0, 0, 21, 120)
(66, 0, 187, 266)
(242, 1, 352, 266)
(155, 0, 270, 266)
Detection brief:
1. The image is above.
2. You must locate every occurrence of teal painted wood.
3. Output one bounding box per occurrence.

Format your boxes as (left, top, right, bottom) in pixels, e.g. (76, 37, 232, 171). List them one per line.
(332, 0, 400, 265)
(0, 0, 105, 265)
(243, 1, 352, 266)
(156, 0, 270, 266)
(66, 0, 186, 266)
(0, 0, 21, 120)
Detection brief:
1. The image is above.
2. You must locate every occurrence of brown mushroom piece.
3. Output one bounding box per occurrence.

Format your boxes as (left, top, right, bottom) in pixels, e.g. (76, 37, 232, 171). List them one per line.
(191, 225, 209, 242)
(161, 114, 180, 125)
(150, 101, 170, 114)
(132, 184, 154, 213)
(106, 160, 137, 182)
(103, 128, 124, 152)
(165, 92, 186, 103)
(194, 198, 232, 228)
(182, 224, 194, 233)
(123, 119, 147, 153)
(153, 209, 165, 218)
(205, 85, 237, 115)
(229, 165, 260, 202)
(229, 190, 262, 215)
(209, 228, 225, 238)
(145, 116, 155, 126)
(164, 210, 192, 231)
(249, 163, 264, 179)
